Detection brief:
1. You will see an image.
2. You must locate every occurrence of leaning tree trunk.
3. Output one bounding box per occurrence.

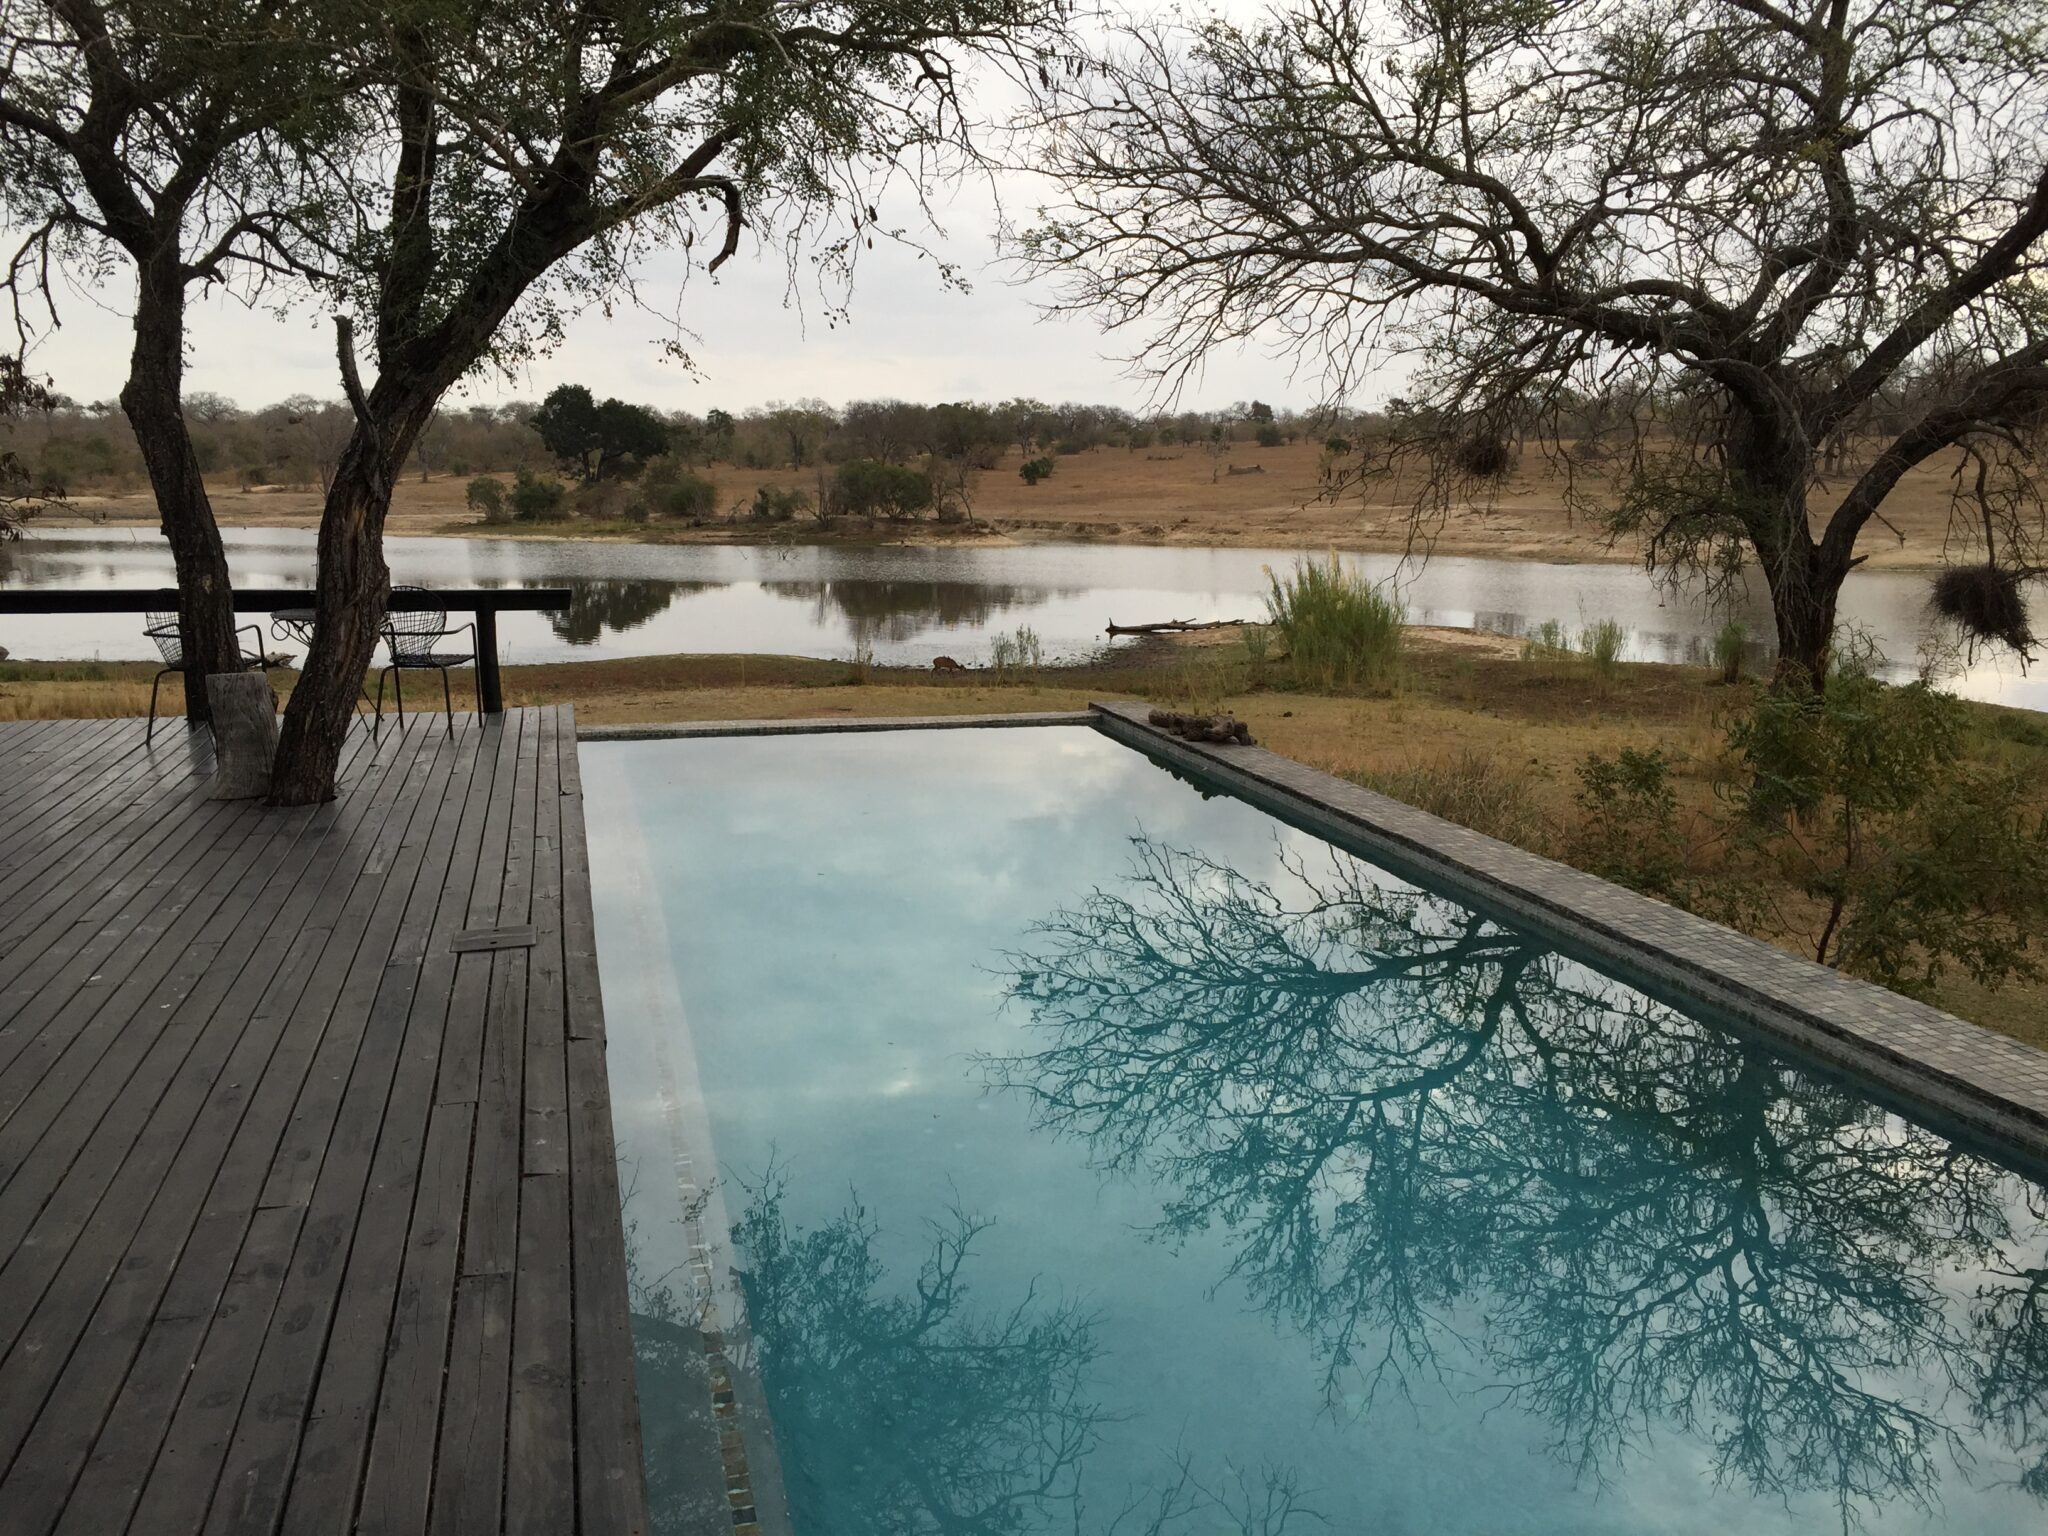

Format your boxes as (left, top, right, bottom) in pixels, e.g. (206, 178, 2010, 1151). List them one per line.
(267, 435, 396, 804)
(121, 260, 238, 723)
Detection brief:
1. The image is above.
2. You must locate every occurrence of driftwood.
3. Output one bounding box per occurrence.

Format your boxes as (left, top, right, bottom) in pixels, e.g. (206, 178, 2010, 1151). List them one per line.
(1105, 618, 1251, 636)
(207, 671, 278, 799)
(1148, 708, 1255, 746)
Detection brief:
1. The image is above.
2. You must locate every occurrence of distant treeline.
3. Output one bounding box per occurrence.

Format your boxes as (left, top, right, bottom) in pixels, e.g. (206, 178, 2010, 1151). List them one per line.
(1, 386, 1372, 498)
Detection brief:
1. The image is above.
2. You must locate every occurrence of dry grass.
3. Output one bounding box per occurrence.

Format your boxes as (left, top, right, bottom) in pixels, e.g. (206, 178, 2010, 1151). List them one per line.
(45, 437, 1997, 569)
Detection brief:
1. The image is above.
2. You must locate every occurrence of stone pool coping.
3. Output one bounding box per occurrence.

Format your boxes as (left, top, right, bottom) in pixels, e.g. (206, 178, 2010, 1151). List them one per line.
(1089, 699, 2048, 1165)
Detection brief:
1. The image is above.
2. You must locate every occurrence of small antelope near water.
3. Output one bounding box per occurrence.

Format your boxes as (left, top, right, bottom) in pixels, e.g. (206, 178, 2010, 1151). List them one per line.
(932, 656, 964, 672)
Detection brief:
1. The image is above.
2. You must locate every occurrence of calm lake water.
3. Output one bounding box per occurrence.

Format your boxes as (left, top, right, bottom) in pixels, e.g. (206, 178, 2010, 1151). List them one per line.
(4, 525, 2041, 710)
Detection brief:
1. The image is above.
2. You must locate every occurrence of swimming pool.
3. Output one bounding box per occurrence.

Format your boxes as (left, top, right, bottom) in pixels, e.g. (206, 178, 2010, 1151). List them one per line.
(583, 725, 2048, 1535)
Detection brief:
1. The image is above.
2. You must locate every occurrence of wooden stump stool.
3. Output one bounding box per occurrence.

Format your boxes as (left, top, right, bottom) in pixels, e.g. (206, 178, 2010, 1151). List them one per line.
(207, 671, 278, 799)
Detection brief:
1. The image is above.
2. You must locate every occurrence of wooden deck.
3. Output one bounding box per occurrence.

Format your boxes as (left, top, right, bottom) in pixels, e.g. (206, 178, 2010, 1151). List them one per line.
(0, 710, 648, 1535)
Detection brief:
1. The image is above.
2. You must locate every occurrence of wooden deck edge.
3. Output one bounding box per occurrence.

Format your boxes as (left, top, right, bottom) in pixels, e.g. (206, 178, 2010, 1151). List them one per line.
(557, 704, 655, 1535)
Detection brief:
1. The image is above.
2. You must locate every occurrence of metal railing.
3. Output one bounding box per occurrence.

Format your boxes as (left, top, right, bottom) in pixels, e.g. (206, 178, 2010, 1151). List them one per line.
(0, 586, 572, 714)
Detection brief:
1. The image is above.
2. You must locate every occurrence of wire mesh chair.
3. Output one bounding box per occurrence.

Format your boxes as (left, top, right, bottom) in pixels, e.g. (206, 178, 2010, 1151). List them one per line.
(143, 609, 268, 742)
(375, 586, 478, 733)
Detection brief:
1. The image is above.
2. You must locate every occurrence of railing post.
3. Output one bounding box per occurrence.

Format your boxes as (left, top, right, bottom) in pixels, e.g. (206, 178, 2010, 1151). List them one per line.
(476, 608, 503, 713)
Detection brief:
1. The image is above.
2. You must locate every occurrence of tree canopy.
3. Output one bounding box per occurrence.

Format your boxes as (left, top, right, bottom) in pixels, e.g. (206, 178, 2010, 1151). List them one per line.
(0, 0, 366, 718)
(1022, 0, 2048, 687)
(532, 384, 670, 480)
(261, 0, 1072, 802)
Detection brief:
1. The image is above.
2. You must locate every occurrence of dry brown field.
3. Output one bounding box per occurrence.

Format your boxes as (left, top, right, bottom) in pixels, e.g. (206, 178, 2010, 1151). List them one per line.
(46, 439, 1994, 570)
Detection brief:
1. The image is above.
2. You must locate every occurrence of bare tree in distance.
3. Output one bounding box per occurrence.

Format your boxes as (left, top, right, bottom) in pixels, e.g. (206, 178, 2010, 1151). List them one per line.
(1019, 0, 2048, 689)
(268, 0, 1074, 804)
(0, 0, 362, 720)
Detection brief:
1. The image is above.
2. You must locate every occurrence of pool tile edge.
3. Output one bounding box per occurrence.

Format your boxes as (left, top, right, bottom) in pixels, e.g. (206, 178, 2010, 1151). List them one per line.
(1090, 698, 2048, 1164)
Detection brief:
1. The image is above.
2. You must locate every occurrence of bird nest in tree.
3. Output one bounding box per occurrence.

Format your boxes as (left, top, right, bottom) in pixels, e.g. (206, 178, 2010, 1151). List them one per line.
(1452, 434, 1515, 480)
(1931, 564, 2034, 654)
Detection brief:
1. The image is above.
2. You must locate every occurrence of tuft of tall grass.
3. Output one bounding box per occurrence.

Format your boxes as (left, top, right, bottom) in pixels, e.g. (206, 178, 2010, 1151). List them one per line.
(1522, 619, 1570, 661)
(1580, 618, 1626, 681)
(989, 625, 1043, 685)
(1264, 554, 1403, 691)
(1712, 619, 1747, 685)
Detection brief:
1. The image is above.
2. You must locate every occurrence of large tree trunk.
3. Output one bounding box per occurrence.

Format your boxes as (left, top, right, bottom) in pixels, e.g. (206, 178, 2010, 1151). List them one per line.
(267, 435, 396, 804)
(120, 260, 238, 723)
(1762, 540, 1846, 693)
(1728, 410, 1846, 694)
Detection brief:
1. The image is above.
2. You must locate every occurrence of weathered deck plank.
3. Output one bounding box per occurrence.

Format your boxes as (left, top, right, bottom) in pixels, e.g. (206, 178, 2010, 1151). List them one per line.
(0, 711, 649, 1536)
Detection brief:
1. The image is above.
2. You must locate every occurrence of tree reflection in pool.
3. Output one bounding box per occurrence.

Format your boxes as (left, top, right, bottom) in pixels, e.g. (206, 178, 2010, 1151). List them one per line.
(988, 838, 2048, 1528)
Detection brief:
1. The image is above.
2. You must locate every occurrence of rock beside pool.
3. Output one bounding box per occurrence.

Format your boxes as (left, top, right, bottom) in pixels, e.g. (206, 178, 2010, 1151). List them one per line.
(1147, 708, 1255, 746)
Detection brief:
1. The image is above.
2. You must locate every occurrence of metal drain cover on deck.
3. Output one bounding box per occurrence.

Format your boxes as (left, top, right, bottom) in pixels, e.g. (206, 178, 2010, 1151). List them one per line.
(450, 925, 538, 954)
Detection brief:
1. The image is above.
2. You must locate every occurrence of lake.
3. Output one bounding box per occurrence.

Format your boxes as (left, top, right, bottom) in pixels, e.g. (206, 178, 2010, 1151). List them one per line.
(4, 526, 2040, 710)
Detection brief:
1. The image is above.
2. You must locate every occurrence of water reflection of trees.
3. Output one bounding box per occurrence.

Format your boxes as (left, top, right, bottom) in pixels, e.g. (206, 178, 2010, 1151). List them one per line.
(627, 1171, 1324, 1536)
(733, 1172, 1102, 1535)
(990, 837, 2048, 1524)
(547, 578, 711, 645)
(769, 579, 1066, 647)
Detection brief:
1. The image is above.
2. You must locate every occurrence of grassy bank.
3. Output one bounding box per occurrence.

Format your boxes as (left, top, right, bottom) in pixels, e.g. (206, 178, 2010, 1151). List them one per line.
(8, 632, 2045, 1046)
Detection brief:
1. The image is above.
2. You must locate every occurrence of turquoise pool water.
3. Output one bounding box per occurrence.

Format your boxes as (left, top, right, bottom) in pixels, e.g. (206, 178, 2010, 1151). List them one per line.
(584, 727, 2048, 1536)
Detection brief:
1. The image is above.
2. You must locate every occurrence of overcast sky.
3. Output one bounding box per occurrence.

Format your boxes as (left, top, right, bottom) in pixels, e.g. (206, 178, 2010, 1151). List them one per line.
(18, 148, 1362, 419)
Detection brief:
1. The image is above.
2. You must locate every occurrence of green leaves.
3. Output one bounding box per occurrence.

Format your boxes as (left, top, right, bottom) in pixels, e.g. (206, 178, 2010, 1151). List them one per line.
(1725, 674, 2048, 992)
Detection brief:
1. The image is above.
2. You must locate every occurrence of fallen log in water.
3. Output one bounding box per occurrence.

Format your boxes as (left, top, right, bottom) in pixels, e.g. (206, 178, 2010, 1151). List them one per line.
(1104, 617, 1252, 636)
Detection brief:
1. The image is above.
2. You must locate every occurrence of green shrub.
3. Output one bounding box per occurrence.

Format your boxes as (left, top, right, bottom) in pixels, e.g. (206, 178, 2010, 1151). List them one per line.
(465, 475, 507, 522)
(647, 472, 717, 520)
(749, 485, 810, 523)
(1255, 423, 1285, 448)
(642, 456, 681, 488)
(1570, 747, 1689, 898)
(1019, 456, 1056, 485)
(509, 468, 567, 521)
(835, 458, 932, 518)
(1264, 554, 1403, 690)
(1712, 619, 1748, 684)
(1726, 674, 2048, 993)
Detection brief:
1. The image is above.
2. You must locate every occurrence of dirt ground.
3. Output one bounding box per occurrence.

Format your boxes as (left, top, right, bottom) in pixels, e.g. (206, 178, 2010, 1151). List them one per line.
(45, 439, 1992, 569)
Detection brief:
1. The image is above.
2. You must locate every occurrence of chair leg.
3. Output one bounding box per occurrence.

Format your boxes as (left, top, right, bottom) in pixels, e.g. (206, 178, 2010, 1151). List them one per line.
(373, 667, 389, 735)
(393, 667, 405, 723)
(440, 668, 454, 734)
(146, 668, 168, 743)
